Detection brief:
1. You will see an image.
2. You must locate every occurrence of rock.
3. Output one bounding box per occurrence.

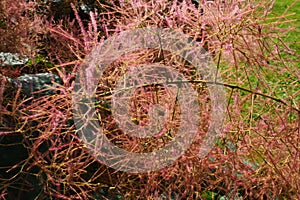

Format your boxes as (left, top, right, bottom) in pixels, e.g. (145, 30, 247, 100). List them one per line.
(11, 73, 63, 96)
(0, 52, 28, 67)
(1, 72, 62, 97)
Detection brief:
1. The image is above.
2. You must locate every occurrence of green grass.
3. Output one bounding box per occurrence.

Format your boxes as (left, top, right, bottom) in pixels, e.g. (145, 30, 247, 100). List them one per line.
(271, 0, 300, 54)
(269, 0, 300, 103)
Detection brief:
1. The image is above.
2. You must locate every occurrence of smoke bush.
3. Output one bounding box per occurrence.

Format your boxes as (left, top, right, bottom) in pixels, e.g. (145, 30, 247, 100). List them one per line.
(0, 0, 299, 199)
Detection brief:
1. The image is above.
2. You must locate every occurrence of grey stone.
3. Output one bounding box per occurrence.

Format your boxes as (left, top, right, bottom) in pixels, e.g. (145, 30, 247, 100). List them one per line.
(0, 52, 28, 67)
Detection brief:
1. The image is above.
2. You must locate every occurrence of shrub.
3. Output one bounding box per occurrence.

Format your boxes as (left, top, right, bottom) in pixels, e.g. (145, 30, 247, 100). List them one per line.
(0, 0, 299, 199)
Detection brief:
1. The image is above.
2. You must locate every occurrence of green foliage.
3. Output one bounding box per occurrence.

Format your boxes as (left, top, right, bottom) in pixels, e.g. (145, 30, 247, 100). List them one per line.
(27, 55, 55, 68)
(201, 190, 221, 200)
